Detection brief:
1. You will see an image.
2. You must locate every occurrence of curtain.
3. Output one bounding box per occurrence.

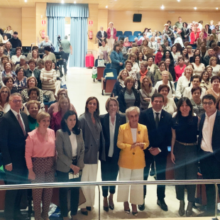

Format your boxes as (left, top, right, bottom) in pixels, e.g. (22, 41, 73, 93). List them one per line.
(47, 17, 65, 51)
(69, 17, 88, 67)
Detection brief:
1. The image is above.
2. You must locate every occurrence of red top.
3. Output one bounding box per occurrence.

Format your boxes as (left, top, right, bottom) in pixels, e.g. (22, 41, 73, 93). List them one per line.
(155, 51, 163, 65)
(50, 111, 62, 133)
(107, 28, 117, 39)
(174, 64, 186, 81)
(124, 42, 132, 47)
(190, 32, 200, 44)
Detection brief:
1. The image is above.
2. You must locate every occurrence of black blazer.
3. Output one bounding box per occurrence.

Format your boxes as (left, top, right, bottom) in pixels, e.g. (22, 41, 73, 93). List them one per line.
(117, 87, 140, 113)
(96, 31, 107, 41)
(181, 28, 190, 40)
(198, 110, 220, 162)
(111, 80, 123, 97)
(24, 69, 42, 89)
(0, 110, 29, 168)
(100, 113, 126, 162)
(139, 108, 172, 156)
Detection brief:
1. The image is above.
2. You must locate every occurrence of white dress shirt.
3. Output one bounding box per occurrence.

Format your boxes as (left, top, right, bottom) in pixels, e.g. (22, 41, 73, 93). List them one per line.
(131, 128, 137, 143)
(192, 63, 205, 76)
(69, 131, 77, 157)
(176, 75, 191, 99)
(152, 109, 162, 120)
(201, 111, 217, 153)
(154, 81, 175, 98)
(108, 116, 116, 157)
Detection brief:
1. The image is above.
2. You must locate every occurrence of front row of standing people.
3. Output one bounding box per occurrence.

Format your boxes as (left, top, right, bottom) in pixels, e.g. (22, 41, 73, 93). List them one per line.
(0, 92, 219, 219)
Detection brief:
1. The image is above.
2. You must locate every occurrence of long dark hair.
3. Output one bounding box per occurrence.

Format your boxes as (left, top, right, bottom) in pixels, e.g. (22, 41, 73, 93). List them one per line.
(61, 110, 80, 135)
(85, 96, 100, 116)
(175, 97, 193, 122)
(162, 50, 174, 62)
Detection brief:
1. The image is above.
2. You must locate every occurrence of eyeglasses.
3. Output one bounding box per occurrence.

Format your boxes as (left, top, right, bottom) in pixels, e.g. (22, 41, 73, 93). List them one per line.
(203, 102, 214, 106)
(12, 100, 22, 103)
(1, 91, 8, 94)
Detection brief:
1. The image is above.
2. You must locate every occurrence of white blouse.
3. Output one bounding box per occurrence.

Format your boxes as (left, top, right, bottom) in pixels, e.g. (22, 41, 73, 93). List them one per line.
(11, 55, 22, 64)
(176, 75, 191, 99)
(211, 65, 220, 76)
(192, 63, 205, 76)
(69, 132, 77, 157)
(171, 51, 181, 63)
(132, 62, 140, 73)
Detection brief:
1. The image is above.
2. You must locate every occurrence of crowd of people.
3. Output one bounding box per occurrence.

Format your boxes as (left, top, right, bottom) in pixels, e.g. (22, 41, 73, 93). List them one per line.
(0, 17, 219, 220)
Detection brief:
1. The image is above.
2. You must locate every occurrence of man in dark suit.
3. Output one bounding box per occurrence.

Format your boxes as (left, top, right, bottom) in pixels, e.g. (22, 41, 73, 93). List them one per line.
(198, 94, 220, 216)
(96, 27, 107, 47)
(0, 93, 29, 220)
(100, 98, 126, 211)
(139, 93, 172, 211)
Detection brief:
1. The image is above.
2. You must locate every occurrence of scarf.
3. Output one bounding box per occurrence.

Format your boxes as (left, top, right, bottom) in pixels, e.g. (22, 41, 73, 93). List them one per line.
(140, 70, 148, 82)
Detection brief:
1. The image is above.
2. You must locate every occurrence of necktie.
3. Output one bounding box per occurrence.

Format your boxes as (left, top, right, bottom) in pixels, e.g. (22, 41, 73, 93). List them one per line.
(17, 114, 26, 136)
(155, 113, 160, 128)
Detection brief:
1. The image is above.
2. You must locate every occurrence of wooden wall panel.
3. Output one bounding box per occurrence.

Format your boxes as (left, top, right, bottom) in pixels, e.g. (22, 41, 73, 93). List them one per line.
(22, 8, 36, 46)
(36, 2, 47, 45)
(98, 9, 108, 30)
(0, 8, 22, 39)
(108, 10, 220, 33)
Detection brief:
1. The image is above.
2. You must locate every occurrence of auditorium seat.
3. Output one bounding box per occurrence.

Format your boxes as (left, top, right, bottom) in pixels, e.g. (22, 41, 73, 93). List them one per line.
(124, 31, 132, 37)
(116, 31, 123, 37)
(118, 35, 125, 41)
(128, 35, 136, 42)
(133, 31, 141, 36)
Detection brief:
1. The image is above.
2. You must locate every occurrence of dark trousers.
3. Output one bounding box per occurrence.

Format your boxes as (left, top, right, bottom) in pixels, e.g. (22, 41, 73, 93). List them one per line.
(200, 152, 220, 214)
(56, 170, 80, 217)
(4, 167, 27, 219)
(143, 150, 167, 200)
(101, 159, 119, 197)
(63, 52, 70, 74)
(174, 141, 197, 202)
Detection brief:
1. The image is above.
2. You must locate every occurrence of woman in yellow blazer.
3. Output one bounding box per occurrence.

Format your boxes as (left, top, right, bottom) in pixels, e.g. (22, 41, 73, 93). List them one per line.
(117, 106, 149, 216)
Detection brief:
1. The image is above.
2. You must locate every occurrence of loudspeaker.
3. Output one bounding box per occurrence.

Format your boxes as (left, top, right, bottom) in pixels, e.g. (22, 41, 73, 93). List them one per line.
(133, 14, 142, 22)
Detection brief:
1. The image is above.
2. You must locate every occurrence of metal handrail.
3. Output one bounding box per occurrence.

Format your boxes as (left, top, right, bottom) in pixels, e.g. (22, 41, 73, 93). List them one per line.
(0, 179, 219, 220)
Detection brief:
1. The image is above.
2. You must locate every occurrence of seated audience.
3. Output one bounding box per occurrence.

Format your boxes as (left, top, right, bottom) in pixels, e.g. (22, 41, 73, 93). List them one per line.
(174, 57, 186, 81)
(154, 61, 173, 85)
(124, 60, 138, 89)
(40, 60, 56, 93)
(176, 66, 193, 99)
(98, 40, 110, 64)
(200, 71, 211, 90)
(11, 47, 22, 65)
(203, 48, 215, 66)
(190, 27, 200, 46)
(0, 55, 9, 72)
(155, 71, 175, 98)
(128, 53, 140, 73)
(189, 49, 201, 63)
(190, 87, 205, 117)
(165, 58, 175, 81)
(25, 59, 42, 89)
(110, 43, 124, 74)
(3, 77, 18, 94)
(48, 89, 76, 116)
(162, 50, 174, 65)
(25, 111, 55, 220)
(9, 31, 22, 48)
(22, 87, 45, 115)
(39, 36, 54, 48)
(4, 26, 13, 35)
(137, 61, 154, 86)
(26, 100, 40, 131)
(2, 61, 16, 82)
(192, 55, 205, 76)
(15, 56, 29, 71)
(155, 45, 164, 65)
(209, 56, 220, 76)
(0, 86, 10, 114)
(27, 46, 39, 60)
(100, 98, 126, 212)
(43, 46, 56, 63)
(147, 56, 158, 76)
(150, 85, 177, 115)
(139, 76, 157, 110)
(171, 45, 181, 64)
(171, 97, 198, 217)
(206, 76, 220, 99)
(30, 49, 41, 63)
(21, 76, 44, 103)
(51, 96, 71, 133)
(14, 67, 27, 93)
(56, 110, 85, 220)
(183, 75, 206, 99)
(37, 59, 45, 70)
(137, 52, 144, 67)
(186, 45, 194, 59)
(111, 69, 129, 98)
(124, 37, 132, 48)
(117, 106, 149, 216)
(3, 41, 12, 57)
(117, 76, 140, 113)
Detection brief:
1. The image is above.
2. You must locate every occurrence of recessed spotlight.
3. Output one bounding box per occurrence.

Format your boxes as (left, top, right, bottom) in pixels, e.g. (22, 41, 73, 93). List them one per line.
(216, 7, 218, 10)
(194, 7, 197, 10)
(74, 1, 76, 3)
(61, 0, 64, 3)
(177, 0, 180, 2)
(24, 0, 27, 2)
(161, 5, 165, 10)
(105, 5, 108, 8)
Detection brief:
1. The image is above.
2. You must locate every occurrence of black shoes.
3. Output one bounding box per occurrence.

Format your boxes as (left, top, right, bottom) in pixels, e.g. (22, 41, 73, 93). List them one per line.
(157, 199, 168, 211)
(138, 200, 145, 211)
(109, 203, 114, 210)
(103, 206, 109, 212)
(186, 201, 193, 217)
(81, 209, 88, 216)
(178, 200, 185, 216)
(86, 206, 92, 211)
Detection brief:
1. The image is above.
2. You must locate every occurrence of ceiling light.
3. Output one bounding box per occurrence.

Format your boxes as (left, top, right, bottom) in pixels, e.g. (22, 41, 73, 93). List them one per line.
(105, 5, 108, 8)
(61, 0, 64, 3)
(24, 0, 27, 2)
(161, 5, 165, 10)
(177, 0, 180, 2)
(216, 7, 218, 10)
(74, 1, 76, 3)
(194, 7, 197, 10)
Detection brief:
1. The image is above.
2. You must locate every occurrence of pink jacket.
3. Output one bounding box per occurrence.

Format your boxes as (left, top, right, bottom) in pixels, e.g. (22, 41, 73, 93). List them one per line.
(107, 28, 117, 39)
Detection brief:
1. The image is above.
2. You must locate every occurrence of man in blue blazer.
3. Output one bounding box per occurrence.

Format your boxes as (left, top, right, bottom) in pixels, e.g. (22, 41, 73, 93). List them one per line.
(139, 93, 172, 212)
(198, 94, 220, 216)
